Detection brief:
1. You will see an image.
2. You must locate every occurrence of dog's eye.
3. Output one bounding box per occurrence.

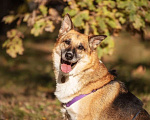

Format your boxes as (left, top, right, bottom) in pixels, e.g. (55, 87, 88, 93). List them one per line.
(78, 44, 85, 50)
(64, 40, 71, 45)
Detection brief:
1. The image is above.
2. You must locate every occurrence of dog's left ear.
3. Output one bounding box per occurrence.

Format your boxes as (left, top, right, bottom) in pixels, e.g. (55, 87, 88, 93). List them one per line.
(89, 35, 107, 50)
(59, 14, 74, 37)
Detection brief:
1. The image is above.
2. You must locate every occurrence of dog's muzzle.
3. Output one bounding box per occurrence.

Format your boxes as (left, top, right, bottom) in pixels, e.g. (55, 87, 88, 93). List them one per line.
(60, 49, 79, 73)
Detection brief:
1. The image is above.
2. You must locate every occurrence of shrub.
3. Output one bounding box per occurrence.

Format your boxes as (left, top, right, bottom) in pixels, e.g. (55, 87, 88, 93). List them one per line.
(2, 0, 150, 58)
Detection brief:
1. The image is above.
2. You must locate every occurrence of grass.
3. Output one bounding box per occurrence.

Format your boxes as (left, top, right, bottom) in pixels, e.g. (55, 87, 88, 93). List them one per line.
(0, 30, 150, 119)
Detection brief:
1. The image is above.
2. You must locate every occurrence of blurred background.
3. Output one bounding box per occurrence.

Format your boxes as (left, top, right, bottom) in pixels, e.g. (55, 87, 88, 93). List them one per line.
(0, 0, 150, 119)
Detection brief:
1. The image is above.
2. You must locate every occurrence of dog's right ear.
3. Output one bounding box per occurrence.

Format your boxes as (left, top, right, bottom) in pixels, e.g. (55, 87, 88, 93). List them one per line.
(59, 14, 74, 37)
(88, 35, 107, 50)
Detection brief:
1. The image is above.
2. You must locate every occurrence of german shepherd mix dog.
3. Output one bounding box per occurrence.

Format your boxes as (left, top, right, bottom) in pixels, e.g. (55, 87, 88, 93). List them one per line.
(52, 14, 150, 120)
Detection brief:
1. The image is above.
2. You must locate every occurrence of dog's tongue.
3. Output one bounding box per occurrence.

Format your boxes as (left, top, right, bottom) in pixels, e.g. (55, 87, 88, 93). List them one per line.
(61, 64, 72, 73)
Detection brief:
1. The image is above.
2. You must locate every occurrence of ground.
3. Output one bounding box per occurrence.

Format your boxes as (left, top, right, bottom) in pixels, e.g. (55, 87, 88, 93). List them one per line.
(0, 31, 150, 119)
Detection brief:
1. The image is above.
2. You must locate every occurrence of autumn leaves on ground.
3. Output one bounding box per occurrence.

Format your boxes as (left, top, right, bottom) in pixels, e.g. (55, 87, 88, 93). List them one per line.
(0, 31, 150, 119)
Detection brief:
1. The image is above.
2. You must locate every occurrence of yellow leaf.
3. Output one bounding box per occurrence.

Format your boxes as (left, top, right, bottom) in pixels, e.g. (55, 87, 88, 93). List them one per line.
(2, 15, 16, 24)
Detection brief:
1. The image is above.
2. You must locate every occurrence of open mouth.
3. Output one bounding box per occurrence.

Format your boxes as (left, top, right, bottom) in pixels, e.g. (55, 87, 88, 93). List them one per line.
(60, 59, 77, 73)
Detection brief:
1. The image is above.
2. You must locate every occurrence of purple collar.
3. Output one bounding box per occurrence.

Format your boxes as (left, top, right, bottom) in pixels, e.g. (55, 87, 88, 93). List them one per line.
(66, 89, 97, 107)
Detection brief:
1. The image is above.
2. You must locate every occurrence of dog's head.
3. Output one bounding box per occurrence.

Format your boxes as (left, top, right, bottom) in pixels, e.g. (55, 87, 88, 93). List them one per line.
(54, 14, 107, 74)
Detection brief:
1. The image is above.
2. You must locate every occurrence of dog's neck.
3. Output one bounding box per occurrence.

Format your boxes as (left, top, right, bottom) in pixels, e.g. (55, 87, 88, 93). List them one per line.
(68, 55, 114, 100)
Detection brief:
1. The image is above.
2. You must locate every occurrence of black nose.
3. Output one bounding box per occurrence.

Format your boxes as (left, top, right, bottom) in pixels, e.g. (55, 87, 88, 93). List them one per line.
(65, 52, 73, 60)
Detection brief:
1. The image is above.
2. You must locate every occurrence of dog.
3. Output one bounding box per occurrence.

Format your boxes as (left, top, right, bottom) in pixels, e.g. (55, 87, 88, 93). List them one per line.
(52, 14, 150, 120)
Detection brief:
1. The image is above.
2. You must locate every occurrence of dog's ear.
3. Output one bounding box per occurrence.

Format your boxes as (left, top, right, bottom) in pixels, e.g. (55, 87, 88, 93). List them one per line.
(89, 35, 107, 50)
(59, 14, 74, 37)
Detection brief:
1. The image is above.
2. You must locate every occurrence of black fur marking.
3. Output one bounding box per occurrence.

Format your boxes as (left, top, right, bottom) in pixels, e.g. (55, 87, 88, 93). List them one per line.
(61, 76, 66, 83)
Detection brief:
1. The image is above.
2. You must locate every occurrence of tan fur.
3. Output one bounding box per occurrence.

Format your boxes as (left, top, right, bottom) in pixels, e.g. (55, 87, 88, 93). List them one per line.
(52, 14, 150, 120)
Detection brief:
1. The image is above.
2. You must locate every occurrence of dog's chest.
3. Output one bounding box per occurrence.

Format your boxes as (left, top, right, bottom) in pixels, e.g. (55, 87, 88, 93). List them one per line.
(55, 75, 82, 103)
(65, 102, 79, 120)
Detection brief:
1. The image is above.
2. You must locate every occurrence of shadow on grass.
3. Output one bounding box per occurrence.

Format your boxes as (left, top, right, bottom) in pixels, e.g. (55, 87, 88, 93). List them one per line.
(0, 39, 56, 92)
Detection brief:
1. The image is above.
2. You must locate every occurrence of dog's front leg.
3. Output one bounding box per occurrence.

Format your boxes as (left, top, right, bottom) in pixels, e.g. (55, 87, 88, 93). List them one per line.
(61, 106, 71, 120)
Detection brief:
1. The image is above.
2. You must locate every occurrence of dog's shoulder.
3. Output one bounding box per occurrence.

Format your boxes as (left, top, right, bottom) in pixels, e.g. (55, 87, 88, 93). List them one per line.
(113, 81, 143, 109)
(108, 81, 150, 120)
(91, 80, 149, 120)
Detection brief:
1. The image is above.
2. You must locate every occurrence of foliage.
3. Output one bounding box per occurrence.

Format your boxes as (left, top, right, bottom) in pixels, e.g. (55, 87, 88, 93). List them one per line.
(2, 0, 61, 58)
(2, 29, 24, 58)
(2, 0, 150, 58)
(64, 0, 150, 57)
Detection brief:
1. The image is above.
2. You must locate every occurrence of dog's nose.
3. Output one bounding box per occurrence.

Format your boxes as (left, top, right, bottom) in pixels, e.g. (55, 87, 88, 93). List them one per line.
(65, 52, 73, 60)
